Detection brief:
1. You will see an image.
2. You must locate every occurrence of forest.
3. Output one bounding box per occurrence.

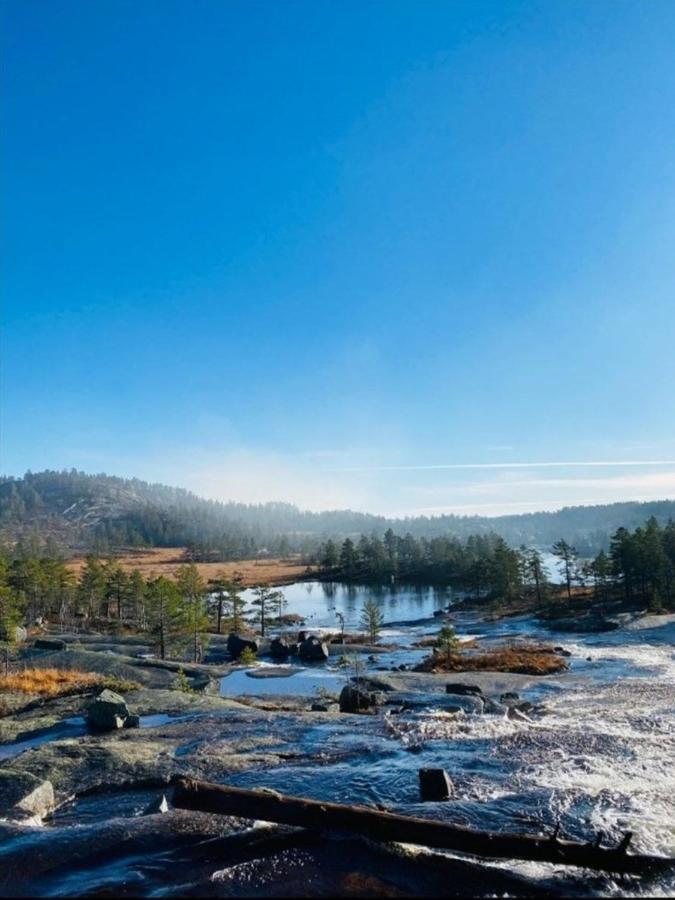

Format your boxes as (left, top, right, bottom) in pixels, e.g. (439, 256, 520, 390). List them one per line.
(1, 519, 673, 658)
(2, 469, 675, 560)
(316, 517, 675, 609)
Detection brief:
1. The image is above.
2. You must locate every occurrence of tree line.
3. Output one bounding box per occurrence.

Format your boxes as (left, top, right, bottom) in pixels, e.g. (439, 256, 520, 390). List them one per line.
(316, 517, 675, 610)
(1, 518, 673, 660)
(0, 553, 290, 662)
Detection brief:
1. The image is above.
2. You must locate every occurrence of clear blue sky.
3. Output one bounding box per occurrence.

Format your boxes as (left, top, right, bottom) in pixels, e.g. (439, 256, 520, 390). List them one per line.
(3, 0, 675, 515)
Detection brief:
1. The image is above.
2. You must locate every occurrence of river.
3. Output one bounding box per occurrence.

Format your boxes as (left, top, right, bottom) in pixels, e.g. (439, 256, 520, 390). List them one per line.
(0, 582, 673, 897)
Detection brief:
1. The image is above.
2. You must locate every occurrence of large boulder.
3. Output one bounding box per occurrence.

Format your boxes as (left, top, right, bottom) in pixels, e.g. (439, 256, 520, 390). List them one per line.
(270, 637, 291, 660)
(34, 638, 67, 651)
(419, 768, 454, 801)
(339, 684, 376, 713)
(297, 635, 329, 662)
(227, 633, 259, 660)
(86, 689, 130, 731)
(0, 770, 55, 821)
(3, 624, 27, 643)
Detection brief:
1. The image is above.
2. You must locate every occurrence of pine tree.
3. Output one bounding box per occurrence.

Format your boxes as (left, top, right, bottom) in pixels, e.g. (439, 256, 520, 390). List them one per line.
(360, 598, 382, 644)
(176, 564, 209, 662)
(77, 556, 106, 619)
(250, 585, 283, 637)
(145, 576, 183, 660)
(436, 623, 460, 665)
(551, 539, 579, 601)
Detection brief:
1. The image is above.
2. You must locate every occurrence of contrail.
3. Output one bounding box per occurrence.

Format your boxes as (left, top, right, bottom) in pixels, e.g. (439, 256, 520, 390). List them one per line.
(327, 460, 675, 473)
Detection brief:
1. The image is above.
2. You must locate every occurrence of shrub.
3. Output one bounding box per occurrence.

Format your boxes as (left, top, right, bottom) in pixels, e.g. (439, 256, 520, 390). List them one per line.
(173, 667, 195, 694)
(238, 646, 257, 665)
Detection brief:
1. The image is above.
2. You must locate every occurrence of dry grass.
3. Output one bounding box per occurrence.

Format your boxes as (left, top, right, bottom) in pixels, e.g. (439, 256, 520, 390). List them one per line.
(66, 548, 316, 587)
(0, 667, 100, 696)
(415, 643, 568, 676)
(0, 668, 139, 697)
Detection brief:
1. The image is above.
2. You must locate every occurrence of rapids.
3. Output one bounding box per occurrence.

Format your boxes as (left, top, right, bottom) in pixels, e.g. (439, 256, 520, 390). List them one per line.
(0, 582, 673, 897)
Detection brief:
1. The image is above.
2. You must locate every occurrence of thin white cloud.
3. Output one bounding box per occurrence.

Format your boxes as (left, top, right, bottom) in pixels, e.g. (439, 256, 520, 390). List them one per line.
(327, 460, 675, 472)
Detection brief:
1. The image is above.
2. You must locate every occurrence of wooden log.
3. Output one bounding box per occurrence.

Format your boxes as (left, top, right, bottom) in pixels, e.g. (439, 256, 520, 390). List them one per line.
(172, 779, 673, 876)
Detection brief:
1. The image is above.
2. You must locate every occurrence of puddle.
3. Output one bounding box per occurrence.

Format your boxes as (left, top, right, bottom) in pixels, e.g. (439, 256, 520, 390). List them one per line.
(220, 665, 345, 698)
(0, 713, 185, 761)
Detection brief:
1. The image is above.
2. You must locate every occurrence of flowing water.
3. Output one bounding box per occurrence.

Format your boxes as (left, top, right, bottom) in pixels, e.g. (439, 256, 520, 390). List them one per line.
(1, 582, 673, 897)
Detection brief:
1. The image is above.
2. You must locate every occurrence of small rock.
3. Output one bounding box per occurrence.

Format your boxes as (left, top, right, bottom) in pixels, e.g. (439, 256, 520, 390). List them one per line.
(123, 714, 140, 729)
(419, 768, 454, 801)
(500, 692, 520, 703)
(358, 677, 394, 693)
(446, 683, 483, 696)
(482, 698, 508, 715)
(339, 684, 375, 713)
(34, 638, 67, 651)
(144, 793, 170, 815)
(553, 646, 572, 657)
(507, 707, 532, 722)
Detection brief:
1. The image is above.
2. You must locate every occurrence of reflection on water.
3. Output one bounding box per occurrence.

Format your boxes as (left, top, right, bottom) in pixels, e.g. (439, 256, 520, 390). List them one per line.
(241, 581, 452, 629)
(221, 665, 344, 698)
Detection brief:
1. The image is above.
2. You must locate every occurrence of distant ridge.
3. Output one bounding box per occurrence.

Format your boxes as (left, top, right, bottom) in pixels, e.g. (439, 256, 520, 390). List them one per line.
(1, 469, 674, 558)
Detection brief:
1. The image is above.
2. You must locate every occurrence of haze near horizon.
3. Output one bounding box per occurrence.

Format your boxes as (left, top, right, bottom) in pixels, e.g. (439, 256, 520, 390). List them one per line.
(3, 0, 675, 516)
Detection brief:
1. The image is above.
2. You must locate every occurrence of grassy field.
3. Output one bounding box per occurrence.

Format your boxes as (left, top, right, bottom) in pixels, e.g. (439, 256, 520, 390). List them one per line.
(66, 548, 316, 587)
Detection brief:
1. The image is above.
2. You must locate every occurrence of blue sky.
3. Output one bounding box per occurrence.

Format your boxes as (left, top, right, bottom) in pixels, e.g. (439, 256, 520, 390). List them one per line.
(3, 0, 675, 515)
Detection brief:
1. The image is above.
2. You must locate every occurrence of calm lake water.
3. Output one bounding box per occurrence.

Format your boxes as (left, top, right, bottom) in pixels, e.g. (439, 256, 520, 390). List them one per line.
(241, 580, 453, 629)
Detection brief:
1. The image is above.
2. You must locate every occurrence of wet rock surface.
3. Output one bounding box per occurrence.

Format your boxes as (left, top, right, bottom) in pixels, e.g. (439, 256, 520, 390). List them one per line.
(1, 603, 674, 896)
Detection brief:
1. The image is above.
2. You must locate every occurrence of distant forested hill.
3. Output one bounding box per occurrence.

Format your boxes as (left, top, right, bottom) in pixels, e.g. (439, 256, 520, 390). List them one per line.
(1, 469, 674, 559)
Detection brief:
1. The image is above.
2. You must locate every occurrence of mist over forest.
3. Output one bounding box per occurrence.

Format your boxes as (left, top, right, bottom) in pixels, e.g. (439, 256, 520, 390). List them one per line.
(2, 469, 674, 560)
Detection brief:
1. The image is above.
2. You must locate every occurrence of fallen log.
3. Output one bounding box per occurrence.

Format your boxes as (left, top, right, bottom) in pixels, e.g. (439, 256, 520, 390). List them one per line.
(172, 779, 674, 876)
